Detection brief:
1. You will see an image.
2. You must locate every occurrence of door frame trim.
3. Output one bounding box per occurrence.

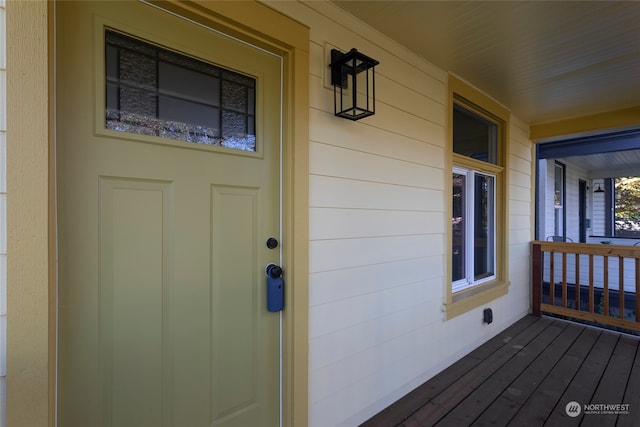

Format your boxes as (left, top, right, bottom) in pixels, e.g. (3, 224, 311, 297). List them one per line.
(7, 1, 310, 426)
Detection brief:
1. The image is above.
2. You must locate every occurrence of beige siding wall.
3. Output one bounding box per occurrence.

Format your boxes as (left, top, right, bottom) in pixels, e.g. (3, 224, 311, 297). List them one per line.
(270, 2, 534, 426)
(508, 118, 535, 304)
(0, 1, 5, 425)
(6, 1, 50, 426)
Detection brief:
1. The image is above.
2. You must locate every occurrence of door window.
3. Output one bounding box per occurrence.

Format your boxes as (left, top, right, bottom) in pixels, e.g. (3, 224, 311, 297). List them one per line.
(105, 30, 257, 151)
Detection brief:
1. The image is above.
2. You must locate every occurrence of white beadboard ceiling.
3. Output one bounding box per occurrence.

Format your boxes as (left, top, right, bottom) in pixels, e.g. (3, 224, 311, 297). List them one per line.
(558, 149, 640, 179)
(333, 0, 640, 175)
(333, 0, 640, 126)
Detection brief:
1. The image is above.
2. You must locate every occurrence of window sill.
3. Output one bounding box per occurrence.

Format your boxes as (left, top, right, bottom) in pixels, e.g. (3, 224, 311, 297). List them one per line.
(444, 280, 510, 320)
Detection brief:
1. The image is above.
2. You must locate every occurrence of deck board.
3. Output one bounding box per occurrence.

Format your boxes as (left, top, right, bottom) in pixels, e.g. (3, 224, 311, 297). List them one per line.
(506, 326, 601, 426)
(581, 336, 638, 427)
(545, 331, 619, 426)
(473, 322, 584, 426)
(402, 317, 553, 426)
(618, 341, 640, 427)
(367, 316, 539, 427)
(433, 320, 568, 426)
(361, 315, 640, 427)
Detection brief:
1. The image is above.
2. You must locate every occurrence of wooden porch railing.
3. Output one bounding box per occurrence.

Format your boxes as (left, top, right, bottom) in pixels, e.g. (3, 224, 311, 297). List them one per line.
(532, 241, 640, 333)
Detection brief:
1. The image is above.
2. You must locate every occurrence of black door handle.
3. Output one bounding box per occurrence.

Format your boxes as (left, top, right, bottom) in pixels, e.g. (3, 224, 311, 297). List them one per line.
(265, 264, 284, 312)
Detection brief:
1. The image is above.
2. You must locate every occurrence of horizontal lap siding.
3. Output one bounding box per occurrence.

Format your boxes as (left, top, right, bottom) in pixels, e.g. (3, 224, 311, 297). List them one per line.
(308, 35, 448, 424)
(270, 2, 534, 426)
(541, 157, 590, 242)
(508, 120, 534, 317)
(565, 160, 590, 241)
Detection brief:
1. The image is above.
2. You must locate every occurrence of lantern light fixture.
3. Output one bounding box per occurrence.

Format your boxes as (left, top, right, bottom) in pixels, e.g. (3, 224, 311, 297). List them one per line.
(330, 48, 379, 121)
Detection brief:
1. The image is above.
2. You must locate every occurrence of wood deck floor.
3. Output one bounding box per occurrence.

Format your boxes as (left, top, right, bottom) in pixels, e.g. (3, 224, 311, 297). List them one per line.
(361, 315, 640, 427)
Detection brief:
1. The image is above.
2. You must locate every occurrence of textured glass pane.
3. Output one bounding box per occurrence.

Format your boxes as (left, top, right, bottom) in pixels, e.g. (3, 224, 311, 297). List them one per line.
(120, 50, 156, 90)
(452, 173, 465, 282)
(119, 86, 157, 120)
(221, 110, 255, 151)
(222, 80, 247, 113)
(105, 30, 257, 151)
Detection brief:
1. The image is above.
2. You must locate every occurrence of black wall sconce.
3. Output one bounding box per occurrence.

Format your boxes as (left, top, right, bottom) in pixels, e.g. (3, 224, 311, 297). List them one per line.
(330, 48, 379, 121)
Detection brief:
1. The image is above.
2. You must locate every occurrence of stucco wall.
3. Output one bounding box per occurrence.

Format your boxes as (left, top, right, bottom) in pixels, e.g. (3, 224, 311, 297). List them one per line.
(269, 2, 534, 425)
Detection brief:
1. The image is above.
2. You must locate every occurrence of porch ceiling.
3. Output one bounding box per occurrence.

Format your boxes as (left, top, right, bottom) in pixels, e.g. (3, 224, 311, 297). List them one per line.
(556, 149, 640, 179)
(538, 129, 640, 178)
(332, 1, 640, 126)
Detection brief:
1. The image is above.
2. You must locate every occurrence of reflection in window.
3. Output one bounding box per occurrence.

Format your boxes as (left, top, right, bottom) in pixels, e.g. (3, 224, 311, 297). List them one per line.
(474, 173, 495, 281)
(452, 173, 466, 282)
(554, 162, 565, 237)
(614, 176, 640, 237)
(105, 30, 256, 151)
(452, 167, 496, 292)
(453, 104, 498, 165)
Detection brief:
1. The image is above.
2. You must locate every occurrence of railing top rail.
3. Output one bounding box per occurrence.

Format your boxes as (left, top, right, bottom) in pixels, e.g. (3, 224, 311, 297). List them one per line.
(532, 240, 640, 258)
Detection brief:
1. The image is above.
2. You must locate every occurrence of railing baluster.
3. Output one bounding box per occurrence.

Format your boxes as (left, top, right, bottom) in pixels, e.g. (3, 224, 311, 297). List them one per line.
(619, 256, 625, 320)
(562, 252, 568, 308)
(604, 256, 609, 317)
(549, 251, 555, 307)
(575, 253, 580, 312)
(589, 254, 594, 313)
(636, 258, 640, 323)
(532, 241, 640, 333)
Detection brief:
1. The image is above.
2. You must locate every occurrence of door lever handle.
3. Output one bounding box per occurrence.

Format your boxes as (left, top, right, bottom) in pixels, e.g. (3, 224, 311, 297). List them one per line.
(265, 263, 283, 279)
(265, 264, 284, 312)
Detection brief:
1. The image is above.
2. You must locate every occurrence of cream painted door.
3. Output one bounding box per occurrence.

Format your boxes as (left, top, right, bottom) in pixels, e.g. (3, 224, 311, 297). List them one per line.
(56, 2, 281, 426)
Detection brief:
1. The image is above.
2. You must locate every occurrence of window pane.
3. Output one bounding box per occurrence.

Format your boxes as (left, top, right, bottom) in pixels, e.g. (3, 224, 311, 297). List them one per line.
(474, 173, 495, 280)
(554, 163, 564, 206)
(452, 173, 466, 282)
(614, 176, 640, 237)
(554, 163, 564, 236)
(105, 30, 257, 151)
(453, 105, 498, 164)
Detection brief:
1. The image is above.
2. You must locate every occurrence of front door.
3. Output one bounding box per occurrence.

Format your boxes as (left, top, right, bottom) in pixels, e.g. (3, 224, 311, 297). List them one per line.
(56, 2, 282, 426)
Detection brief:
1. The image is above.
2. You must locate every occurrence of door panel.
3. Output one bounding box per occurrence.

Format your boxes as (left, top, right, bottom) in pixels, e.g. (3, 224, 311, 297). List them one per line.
(210, 185, 261, 420)
(56, 2, 281, 426)
(99, 177, 174, 427)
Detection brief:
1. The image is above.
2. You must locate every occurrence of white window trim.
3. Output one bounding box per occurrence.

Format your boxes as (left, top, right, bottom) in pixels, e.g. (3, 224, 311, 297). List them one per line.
(452, 165, 497, 293)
